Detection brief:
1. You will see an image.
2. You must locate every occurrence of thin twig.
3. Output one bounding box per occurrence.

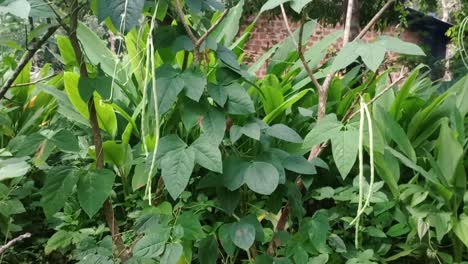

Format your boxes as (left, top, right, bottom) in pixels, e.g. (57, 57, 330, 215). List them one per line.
(355, 0, 395, 40)
(0, 233, 31, 254)
(196, 9, 229, 47)
(174, 0, 198, 45)
(0, 25, 60, 100)
(280, 6, 322, 90)
(9, 74, 59, 88)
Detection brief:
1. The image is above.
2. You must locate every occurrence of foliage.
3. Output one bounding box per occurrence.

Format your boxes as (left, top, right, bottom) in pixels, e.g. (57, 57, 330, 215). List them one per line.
(0, 0, 467, 263)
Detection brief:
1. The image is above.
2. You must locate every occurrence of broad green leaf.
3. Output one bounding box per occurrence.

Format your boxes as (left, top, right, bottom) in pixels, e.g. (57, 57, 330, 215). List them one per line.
(77, 23, 122, 81)
(386, 146, 452, 201)
(389, 66, 420, 121)
(223, 157, 248, 191)
(225, 83, 255, 114)
(45, 230, 73, 255)
(289, 0, 312, 13)
(374, 106, 416, 161)
(178, 212, 205, 240)
(161, 148, 195, 200)
(303, 114, 343, 149)
(0, 157, 30, 181)
(207, 83, 228, 106)
(447, 75, 468, 117)
(94, 95, 118, 138)
(102, 141, 132, 176)
(97, 0, 145, 33)
(261, 85, 284, 115)
(436, 121, 465, 186)
(266, 124, 302, 143)
(374, 151, 400, 198)
(161, 243, 183, 264)
(259, 0, 290, 13)
(378, 36, 425, 56)
(181, 68, 206, 102)
(132, 163, 147, 191)
(230, 125, 243, 143)
(77, 169, 116, 218)
(0, 0, 30, 19)
(189, 136, 223, 173)
(282, 155, 316, 175)
(157, 66, 185, 114)
(133, 228, 171, 258)
(241, 121, 261, 140)
(211, 0, 244, 46)
(230, 222, 255, 250)
(198, 235, 218, 264)
(307, 211, 330, 252)
(200, 108, 226, 144)
(330, 41, 361, 72)
(331, 129, 359, 179)
(218, 224, 236, 256)
(453, 214, 468, 248)
(56, 35, 76, 66)
(245, 162, 279, 195)
(263, 89, 309, 124)
(50, 129, 80, 153)
(217, 188, 240, 215)
(41, 166, 79, 218)
(242, 215, 265, 242)
(78, 73, 113, 102)
(156, 134, 187, 161)
(217, 45, 241, 71)
(64, 72, 89, 118)
(359, 42, 386, 72)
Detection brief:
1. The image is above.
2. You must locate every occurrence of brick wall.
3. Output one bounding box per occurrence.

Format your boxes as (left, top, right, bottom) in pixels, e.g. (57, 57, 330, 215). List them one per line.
(240, 16, 401, 77)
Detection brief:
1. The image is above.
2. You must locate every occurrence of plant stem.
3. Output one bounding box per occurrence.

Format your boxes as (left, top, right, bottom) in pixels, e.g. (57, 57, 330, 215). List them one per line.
(67, 1, 130, 261)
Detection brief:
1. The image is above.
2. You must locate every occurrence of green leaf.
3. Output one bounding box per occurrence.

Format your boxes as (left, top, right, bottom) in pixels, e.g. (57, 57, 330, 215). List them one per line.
(178, 212, 205, 240)
(245, 162, 279, 195)
(161, 243, 183, 264)
(374, 151, 400, 198)
(389, 67, 420, 121)
(303, 114, 343, 150)
(282, 155, 316, 175)
(223, 157, 248, 191)
(94, 95, 118, 138)
(225, 83, 255, 114)
(200, 108, 226, 144)
(307, 211, 330, 252)
(133, 228, 170, 258)
(289, 0, 312, 13)
(0, 157, 30, 181)
(78, 73, 113, 102)
(199, 235, 218, 264)
(190, 136, 223, 173)
(259, 0, 290, 13)
(359, 42, 386, 72)
(64, 72, 89, 118)
(447, 75, 468, 117)
(0, 0, 30, 19)
(41, 167, 79, 218)
(156, 134, 187, 162)
(387, 223, 410, 237)
(77, 23, 121, 81)
(230, 222, 255, 250)
(263, 89, 309, 124)
(161, 148, 195, 200)
(330, 41, 361, 72)
(181, 68, 206, 102)
(207, 83, 228, 106)
(157, 66, 185, 114)
(436, 121, 465, 187)
(97, 0, 145, 33)
(331, 129, 359, 179)
(217, 45, 241, 71)
(453, 214, 468, 248)
(241, 121, 261, 140)
(211, 0, 244, 46)
(218, 224, 236, 256)
(45, 230, 73, 255)
(217, 188, 240, 215)
(260, 80, 284, 115)
(377, 36, 425, 56)
(77, 169, 116, 218)
(50, 129, 80, 153)
(56, 35, 76, 66)
(230, 125, 243, 143)
(266, 124, 302, 143)
(374, 106, 416, 161)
